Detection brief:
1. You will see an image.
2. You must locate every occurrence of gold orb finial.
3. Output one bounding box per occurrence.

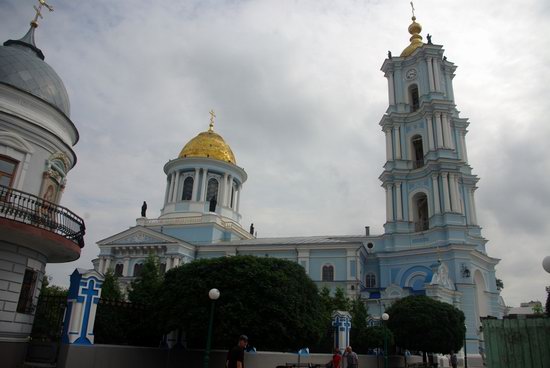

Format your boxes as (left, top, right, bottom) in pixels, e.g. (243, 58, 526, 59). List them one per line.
(30, 0, 54, 28)
(400, 2, 424, 57)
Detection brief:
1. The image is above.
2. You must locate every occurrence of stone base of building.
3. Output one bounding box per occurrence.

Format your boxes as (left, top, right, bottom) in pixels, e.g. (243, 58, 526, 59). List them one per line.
(0, 339, 28, 368)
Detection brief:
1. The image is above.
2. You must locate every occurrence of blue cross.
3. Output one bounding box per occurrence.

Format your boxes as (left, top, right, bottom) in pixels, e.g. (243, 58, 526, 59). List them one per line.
(74, 278, 100, 344)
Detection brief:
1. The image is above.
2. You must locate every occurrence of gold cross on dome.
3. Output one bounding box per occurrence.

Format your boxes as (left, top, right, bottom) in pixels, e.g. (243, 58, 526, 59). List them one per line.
(208, 109, 216, 131)
(410, 1, 416, 17)
(31, 0, 54, 28)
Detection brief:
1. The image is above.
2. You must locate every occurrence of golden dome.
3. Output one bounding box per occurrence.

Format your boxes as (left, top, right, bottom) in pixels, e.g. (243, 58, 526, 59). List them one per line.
(178, 121, 236, 164)
(400, 16, 424, 57)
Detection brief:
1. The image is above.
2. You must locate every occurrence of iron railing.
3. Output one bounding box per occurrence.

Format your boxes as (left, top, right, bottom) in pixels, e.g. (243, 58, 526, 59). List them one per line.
(0, 184, 85, 248)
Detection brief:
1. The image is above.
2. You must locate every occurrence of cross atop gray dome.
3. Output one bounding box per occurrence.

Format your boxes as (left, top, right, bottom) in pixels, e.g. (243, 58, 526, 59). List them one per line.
(0, 26, 70, 116)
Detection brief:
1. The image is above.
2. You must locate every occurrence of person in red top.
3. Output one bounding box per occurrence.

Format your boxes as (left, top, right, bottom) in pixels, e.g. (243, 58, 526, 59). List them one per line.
(332, 348, 342, 368)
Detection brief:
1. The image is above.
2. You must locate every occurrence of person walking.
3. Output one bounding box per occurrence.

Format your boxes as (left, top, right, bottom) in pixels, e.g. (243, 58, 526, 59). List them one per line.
(345, 346, 359, 368)
(332, 348, 342, 368)
(450, 351, 458, 368)
(226, 335, 248, 368)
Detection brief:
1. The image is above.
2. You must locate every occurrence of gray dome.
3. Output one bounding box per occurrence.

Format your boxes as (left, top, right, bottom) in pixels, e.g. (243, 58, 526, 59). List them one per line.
(0, 28, 70, 116)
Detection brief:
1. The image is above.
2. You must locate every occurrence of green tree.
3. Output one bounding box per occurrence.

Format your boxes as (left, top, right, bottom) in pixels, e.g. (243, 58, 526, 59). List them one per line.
(40, 275, 68, 297)
(546, 286, 550, 317)
(349, 298, 370, 353)
(100, 269, 123, 301)
(128, 254, 163, 304)
(385, 296, 465, 355)
(157, 256, 323, 351)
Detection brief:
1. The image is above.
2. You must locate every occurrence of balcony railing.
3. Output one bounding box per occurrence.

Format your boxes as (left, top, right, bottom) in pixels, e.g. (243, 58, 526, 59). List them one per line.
(0, 185, 85, 248)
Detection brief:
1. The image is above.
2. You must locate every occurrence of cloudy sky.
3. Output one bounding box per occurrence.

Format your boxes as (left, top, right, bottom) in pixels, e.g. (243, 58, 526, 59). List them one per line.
(1, 0, 549, 307)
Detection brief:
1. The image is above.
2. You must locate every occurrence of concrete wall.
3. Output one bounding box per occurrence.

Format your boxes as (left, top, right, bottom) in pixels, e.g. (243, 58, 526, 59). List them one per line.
(58, 345, 423, 368)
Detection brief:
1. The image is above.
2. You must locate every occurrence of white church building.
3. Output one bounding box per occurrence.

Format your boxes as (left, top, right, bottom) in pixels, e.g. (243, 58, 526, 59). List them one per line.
(93, 13, 506, 354)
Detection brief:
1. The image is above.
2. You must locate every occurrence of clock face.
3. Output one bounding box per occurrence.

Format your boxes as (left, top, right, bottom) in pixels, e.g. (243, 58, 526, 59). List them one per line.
(406, 68, 417, 80)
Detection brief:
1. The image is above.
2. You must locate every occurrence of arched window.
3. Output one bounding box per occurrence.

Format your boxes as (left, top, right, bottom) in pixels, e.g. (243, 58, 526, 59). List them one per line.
(411, 135, 424, 168)
(409, 84, 420, 112)
(206, 178, 219, 201)
(230, 184, 235, 208)
(133, 263, 143, 277)
(365, 273, 376, 288)
(322, 265, 334, 281)
(114, 264, 124, 277)
(182, 176, 194, 200)
(413, 192, 429, 232)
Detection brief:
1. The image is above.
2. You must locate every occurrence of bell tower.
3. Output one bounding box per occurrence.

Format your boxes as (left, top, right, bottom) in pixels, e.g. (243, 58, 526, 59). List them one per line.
(379, 13, 482, 250)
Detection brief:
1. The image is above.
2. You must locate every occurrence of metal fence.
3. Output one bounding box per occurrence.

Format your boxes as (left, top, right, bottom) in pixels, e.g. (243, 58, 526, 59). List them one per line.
(0, 184, 85, 247)
(482, 317, 550, 368)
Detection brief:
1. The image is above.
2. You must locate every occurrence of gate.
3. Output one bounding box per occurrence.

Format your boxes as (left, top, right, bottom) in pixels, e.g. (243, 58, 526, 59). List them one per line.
(25, 294, 67, 366)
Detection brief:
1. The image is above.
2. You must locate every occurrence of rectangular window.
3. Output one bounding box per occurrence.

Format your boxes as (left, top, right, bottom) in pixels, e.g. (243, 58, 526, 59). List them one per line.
(0, 155, 18, 187)
(17, 269, 38, 314)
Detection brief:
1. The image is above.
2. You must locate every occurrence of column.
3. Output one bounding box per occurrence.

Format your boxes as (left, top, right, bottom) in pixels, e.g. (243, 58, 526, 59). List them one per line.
(449, 173, 458, 212)
(201, 169, 209, 201)
(441, 173, 451, 212)
(123, 257, 130, 277)
(460, 133, 469, 163)
(192, 168, 200, 201)
(98, 258, 105, 274)
(172, 257, 180, 268)
(441, 113, 452, 149)
(433, 58, 442, 92)
(227, 175, 233, 207)
(164, 177, 170, 205)
(388, 73, 396, 105)
(104, 258, 111, 272)
(432, 175, 441, 214)
(470, 190, 478, 224)
(171, 170, 181, 202)
(236, 185, 241, 212)
(168, 173, 175, 203)
(435, 113, 444, 148)
(454, 177, 464, 214)
(395, 182, 403, 221)
(385, 184, 394, 222)
(427, 57, 435, 91)
(385, 128, 394, 161)
(394, 126, 402, 159)
(426, 115, 435, 151)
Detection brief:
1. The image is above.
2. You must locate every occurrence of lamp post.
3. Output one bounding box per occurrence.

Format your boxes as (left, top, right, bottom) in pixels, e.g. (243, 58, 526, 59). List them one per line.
(203, 288, 220, 368)
(382, 313, 389, 368)
(463, 325, 468, 368)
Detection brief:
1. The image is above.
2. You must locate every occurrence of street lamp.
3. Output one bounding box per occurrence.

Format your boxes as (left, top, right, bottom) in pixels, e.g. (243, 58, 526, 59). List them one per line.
(203, 288, 220, 368)
(543, 256, 550, 274)
(382, 313, 389, 368)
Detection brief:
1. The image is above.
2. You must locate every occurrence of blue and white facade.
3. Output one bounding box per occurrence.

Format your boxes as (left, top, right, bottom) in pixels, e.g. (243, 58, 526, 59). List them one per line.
(94, 15, 504, 355)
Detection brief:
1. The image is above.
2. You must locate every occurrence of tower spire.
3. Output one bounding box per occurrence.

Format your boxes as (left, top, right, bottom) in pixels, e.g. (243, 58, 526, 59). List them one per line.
(400, 2, 424, 57)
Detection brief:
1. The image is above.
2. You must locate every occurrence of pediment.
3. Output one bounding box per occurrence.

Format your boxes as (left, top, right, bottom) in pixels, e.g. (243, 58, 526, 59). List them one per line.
(98, 226, 182, 246)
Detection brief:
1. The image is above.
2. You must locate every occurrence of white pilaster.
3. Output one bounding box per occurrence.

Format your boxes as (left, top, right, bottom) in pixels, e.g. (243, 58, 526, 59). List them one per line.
(236, 185, 241, 212)
(395, 182, 403, 221)
(192, 169, 200, 201)
(165, 257, 172, 271)
(443, 114, 455, 149)
(441, 113, 452, 149)
(454, 176, 463, 214)
(427, 57, 435, 91)
(433, 58, 442, 92)
(386, 184, 394, 221)
(104, 258, 111, 272)
(449, 173, 458, 212)
(435, 113, 444, 148)
(388, 73, 396, 105)
(426, 115, 435, 151)
(441, 172, 451, 212)
(164, 178, 170, 205)
(385, 128, 393, 161)
(432, 175, 441, 214)
(172, 257, 180, 268)
(394, 126, 402, 159)
(470, 190, 478, 224)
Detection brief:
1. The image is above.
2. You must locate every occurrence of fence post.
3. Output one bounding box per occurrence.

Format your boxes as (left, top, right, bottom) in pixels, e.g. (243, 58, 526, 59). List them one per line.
(332, 310, 352, 352)
(61, 268, 104, 345)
